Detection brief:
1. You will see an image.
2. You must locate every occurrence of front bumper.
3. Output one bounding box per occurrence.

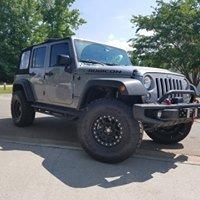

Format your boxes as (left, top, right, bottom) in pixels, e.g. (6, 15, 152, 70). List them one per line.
(133, 90, 200, 128)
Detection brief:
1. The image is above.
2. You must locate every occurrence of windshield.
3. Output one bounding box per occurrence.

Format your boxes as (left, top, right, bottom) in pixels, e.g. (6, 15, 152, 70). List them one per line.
(74, 39, 132, 66)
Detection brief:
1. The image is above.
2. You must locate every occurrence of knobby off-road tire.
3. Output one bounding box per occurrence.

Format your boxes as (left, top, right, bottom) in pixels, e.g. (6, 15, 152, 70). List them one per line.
(145, 122, 193, 145)
(78, 99, 143, 163)
(11, 91, 35, 127)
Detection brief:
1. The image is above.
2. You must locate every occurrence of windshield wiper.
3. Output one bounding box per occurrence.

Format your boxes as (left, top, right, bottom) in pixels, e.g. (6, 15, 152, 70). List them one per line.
(104, 63, 117, 66)
(79, 59, 105, 66)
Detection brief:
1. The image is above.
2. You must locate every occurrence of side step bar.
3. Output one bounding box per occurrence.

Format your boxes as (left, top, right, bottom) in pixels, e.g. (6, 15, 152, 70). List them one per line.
(31, 103, 80, 119)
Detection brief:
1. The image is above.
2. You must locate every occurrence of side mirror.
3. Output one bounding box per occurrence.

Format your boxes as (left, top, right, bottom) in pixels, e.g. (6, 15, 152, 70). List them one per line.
(57, 54, 72, 72)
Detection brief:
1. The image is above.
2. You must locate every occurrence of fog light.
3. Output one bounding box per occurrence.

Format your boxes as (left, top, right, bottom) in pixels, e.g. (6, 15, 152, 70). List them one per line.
(146, 93, 151, 100)
(157, 110, 162, 118)
(142, 93, 151, 103)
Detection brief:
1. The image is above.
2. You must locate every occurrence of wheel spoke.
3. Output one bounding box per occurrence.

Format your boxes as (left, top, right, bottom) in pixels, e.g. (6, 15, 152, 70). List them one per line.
(92, 115, 123, 147)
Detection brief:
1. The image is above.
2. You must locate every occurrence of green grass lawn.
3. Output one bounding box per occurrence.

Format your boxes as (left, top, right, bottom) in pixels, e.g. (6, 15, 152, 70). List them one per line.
(0, 85, 12, 94)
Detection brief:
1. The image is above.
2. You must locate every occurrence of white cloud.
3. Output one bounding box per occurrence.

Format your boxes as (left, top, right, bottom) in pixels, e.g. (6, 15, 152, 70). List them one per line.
(106, 40, 133, 51)
(138, 29, 155, 37)
(106, 34, 133, 51)
(108, 34, 115, 40)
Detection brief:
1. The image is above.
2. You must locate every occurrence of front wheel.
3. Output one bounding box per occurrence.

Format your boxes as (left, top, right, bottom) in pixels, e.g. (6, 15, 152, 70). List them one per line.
(78, 99, 143, 163)
(145, 122, 193, 145)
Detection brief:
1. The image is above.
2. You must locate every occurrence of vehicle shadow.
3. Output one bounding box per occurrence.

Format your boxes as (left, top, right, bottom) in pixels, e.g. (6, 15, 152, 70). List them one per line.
(0, 117, 80, 147)
(0, 117, 188, 188)
(141, 139, 184, 151)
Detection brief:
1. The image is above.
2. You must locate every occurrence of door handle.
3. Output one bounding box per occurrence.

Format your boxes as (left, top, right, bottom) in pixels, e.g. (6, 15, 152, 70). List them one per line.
(45, 72, 54, 77)
(29, 72, 36, 76)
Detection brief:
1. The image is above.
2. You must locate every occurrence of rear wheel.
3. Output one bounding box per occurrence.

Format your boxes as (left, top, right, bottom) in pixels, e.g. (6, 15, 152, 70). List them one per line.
(145, 122, 192, 144)
(11, 91, 35, 127)
(78, 99, 143, 163)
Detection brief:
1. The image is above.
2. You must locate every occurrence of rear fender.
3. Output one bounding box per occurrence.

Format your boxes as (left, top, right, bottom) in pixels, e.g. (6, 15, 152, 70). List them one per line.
(13, 79, 35, 102)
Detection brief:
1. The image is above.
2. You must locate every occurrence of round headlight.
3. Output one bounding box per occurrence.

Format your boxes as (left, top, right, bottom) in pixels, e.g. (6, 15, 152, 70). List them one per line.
(182, 78, 189, 90)
(143, 76, 152, 90)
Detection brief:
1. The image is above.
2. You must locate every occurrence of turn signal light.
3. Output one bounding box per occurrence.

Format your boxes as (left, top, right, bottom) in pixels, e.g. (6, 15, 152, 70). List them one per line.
(119, 85, 126, 93)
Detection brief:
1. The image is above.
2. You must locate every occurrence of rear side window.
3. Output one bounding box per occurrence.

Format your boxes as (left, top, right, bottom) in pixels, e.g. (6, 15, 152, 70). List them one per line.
(32, 47, 46, 68)
(50, 43, 70, 67)
(20, 51, 30, 69)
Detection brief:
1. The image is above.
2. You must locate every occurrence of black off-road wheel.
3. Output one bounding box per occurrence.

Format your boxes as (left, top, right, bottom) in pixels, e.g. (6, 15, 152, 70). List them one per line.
(145, 122, 193, 145)
(78, 99, 143, 163)
(11, 91, 35, 127)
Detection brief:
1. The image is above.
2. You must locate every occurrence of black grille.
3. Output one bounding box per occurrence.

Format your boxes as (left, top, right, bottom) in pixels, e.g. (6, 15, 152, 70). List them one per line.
(155, 78, 183, 98)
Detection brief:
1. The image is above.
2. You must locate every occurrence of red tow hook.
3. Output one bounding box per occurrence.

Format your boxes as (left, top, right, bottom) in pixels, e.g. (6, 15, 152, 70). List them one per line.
(163, 98, 172, 105)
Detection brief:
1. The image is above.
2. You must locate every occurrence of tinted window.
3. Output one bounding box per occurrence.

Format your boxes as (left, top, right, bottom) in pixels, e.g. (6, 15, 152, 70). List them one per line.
(50, 43, 70, 67)
(32, 47, 46, 68)
(20, 51, 30, 69)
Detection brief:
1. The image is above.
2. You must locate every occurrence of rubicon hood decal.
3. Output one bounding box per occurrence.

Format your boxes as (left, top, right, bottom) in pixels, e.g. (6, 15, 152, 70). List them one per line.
(88, 69, 122, 74)
(79, 64, 184, 78)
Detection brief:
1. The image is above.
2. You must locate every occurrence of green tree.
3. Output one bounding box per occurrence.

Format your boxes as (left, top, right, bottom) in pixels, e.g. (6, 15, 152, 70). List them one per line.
(0, 0, 43, 82)
(130, 0, 200, 86)
(40, 0, 86, 38)
(0, 0, 85, 83)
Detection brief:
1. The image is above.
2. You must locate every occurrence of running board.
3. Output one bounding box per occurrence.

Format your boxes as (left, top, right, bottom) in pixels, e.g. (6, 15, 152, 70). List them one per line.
(31, 103, 80, 119)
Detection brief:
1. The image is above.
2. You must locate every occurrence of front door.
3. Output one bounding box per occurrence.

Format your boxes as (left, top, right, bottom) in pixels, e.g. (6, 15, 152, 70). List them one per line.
(29, 45, 47, 103)
(44, 41, 73, 106)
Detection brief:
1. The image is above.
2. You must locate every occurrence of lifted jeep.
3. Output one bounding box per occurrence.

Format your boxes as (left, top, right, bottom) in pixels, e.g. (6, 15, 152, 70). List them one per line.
(11, 37, 200, 163)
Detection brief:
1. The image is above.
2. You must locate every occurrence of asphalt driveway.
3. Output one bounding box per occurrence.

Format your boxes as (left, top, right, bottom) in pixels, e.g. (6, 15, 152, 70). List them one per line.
(1, 94, 200, 158)
(0, 94, 200, 200)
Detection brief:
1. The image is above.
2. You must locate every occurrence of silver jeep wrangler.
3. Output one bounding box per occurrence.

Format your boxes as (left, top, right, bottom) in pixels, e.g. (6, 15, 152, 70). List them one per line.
(11, 37, 200, 163)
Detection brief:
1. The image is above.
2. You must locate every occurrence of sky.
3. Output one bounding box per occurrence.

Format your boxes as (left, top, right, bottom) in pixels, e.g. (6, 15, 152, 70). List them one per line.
(72, 0, 169, 50)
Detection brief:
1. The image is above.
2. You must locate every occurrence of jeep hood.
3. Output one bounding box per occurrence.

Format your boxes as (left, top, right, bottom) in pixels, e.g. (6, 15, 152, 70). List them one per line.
(130, 66, 184, 77)
(79, 64, 184, 77)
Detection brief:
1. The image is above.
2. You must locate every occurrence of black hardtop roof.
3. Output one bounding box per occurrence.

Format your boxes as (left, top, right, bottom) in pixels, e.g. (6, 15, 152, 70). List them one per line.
(22, 37, 71, 52)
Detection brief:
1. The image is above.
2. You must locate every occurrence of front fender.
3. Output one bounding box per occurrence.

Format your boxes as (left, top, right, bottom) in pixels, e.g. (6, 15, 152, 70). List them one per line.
(78, 78, 146, 108)
(84, 78, 146, 95)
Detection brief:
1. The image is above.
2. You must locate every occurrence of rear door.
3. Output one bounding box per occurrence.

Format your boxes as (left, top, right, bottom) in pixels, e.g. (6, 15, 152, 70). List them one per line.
(44, 40, 74, 106)
(29, 45, 47, 103)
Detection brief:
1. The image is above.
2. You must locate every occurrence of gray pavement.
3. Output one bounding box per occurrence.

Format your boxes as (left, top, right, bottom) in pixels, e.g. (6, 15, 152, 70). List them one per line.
(0, 140, 200, 200)
(1, 94, 200, 158)
(0, 94, 200, 200)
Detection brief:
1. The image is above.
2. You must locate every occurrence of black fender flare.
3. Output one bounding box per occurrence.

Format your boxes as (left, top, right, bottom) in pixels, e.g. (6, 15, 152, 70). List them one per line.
(78, 78, 146, 108)
(13, 79, 35, 102)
